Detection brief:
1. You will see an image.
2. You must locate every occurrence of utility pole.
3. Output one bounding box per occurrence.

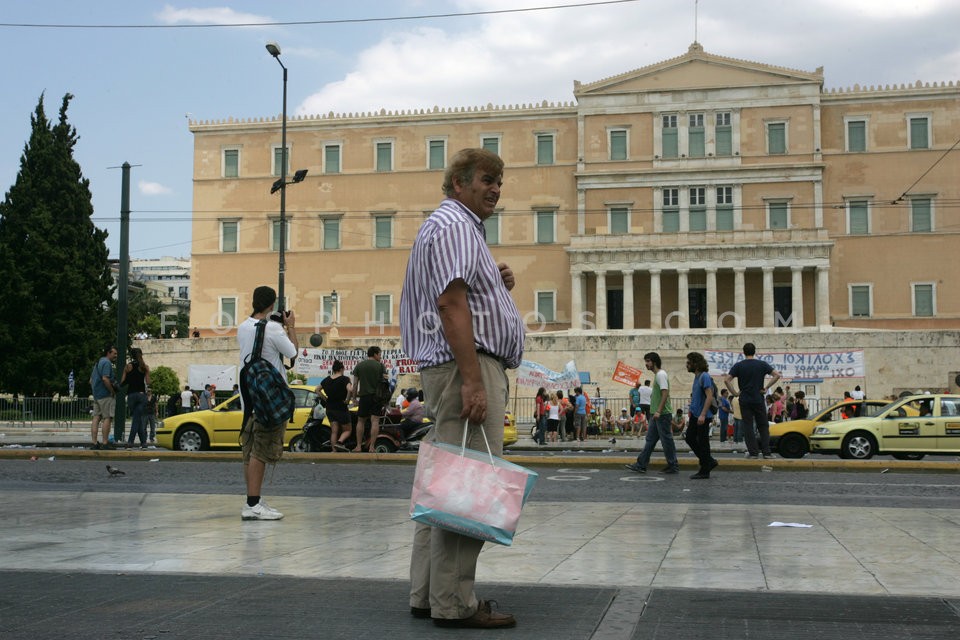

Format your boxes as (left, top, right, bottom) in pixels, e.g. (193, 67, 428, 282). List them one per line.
(114, 162, 131, 443)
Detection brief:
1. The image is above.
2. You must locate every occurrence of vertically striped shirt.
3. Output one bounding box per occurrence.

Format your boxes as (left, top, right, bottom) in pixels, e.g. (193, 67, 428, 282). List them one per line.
(400, 198, 525, 369)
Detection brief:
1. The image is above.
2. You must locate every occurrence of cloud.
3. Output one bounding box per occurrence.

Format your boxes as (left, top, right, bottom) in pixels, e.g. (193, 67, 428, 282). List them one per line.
(139, 181, 172, 196)
(155, 4, 272, 25)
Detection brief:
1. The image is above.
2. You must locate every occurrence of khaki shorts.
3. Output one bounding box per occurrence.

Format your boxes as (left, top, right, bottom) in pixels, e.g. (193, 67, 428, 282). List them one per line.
(241, 415, 286, 464)
(92, 396, 116, 419)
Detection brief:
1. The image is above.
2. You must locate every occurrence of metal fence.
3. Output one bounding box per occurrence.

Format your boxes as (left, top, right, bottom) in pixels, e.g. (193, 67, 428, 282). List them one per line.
(1, 393, 843, 428)
(509, 395, 837, 425)
(0, 395, 188, 426)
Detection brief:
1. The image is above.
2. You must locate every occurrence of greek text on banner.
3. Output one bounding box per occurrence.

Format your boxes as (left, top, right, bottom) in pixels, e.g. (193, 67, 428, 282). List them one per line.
(705, 350, 865, 379)
(515, 360, 580, 390)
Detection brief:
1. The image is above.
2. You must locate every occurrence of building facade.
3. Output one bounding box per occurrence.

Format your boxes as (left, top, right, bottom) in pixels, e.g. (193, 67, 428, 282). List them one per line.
(187, 44, 959, 340)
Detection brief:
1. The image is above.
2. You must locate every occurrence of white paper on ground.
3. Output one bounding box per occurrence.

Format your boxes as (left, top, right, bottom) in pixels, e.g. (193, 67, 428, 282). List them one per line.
(768, 521, 813, 528)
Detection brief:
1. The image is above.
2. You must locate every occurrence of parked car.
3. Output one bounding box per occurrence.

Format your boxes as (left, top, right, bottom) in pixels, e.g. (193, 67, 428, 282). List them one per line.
(155, 384, 319, 451)
(808, 394, 960, 460)
(769, 399, 895, 458)
(503, 411, 518, 447)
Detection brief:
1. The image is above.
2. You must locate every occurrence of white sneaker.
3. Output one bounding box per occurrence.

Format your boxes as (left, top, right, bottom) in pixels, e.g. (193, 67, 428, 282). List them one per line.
(241, 501, 284, 521)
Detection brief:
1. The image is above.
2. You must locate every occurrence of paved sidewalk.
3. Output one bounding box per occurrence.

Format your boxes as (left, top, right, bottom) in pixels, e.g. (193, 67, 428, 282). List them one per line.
(1, 489, 959, 639)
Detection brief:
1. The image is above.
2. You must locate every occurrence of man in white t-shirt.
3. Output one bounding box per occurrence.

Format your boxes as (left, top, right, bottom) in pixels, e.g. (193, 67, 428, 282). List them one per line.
(180, 386, 194, 412)
(236, 285, 298, 521)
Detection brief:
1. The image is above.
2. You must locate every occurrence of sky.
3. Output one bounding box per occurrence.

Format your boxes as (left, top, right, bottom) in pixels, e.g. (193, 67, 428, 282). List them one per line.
(1, 0, 958, 260)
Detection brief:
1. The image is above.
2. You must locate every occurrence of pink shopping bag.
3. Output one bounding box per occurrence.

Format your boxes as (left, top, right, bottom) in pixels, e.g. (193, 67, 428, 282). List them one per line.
(409, 425, 537, 546)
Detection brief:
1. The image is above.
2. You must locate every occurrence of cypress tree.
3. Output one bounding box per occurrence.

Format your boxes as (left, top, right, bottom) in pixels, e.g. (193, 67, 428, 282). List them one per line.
(0, 93, 114, 396)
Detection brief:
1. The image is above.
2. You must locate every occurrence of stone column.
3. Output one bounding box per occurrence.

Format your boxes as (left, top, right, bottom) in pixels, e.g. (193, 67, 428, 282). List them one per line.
(570, 271, 583, 330)
(762, 267, 775, 328)
(791, 266, 805, 328)
(706, 267, 718, 329)
(649, 269, 662, 329)
(622, 270, 634, 330)
(816, 266, 831, 328)
(595, 270, 607, 331)
(734, 267, 746, 328)
(677, 268, 690, 329)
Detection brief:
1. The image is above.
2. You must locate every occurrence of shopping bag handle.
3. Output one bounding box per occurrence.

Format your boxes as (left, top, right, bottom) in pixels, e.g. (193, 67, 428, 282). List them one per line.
(460, 419, 496, 467)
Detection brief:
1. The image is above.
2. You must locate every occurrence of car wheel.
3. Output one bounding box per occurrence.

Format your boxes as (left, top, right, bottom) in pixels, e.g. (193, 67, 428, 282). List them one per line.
(374, 439, 398, 454)
(841, 432, 876, 460)
(891, 452, 926, 461)
(289, 434, 307, 453)
(777, 433, 807, 459)
(175, 425, 208, 452)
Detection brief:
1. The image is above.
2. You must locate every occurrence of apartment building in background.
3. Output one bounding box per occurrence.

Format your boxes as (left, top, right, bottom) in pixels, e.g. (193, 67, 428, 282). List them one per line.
(186, 43, 959, 338)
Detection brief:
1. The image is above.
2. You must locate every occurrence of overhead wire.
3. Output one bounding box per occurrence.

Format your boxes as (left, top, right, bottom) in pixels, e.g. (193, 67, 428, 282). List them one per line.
(0, 1, 640, 29)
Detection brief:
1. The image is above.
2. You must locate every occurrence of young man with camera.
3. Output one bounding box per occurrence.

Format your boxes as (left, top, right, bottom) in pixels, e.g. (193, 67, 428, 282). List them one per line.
(236, 285, 298, 521)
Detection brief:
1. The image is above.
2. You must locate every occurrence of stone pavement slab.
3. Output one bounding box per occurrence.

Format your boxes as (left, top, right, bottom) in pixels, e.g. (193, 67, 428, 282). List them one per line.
(3, 572, 959, 640)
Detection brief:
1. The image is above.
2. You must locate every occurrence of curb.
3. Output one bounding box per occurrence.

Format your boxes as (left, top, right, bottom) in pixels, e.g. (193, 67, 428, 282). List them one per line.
(1, 445, 958, 474)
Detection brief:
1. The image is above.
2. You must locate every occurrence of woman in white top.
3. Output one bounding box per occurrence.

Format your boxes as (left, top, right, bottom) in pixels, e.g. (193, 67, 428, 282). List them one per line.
(546, 392, 561, 442)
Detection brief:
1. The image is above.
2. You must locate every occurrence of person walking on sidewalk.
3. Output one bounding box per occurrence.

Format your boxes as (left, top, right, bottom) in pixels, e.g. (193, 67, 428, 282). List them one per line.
(717, 388, 732, 446)
(89, 345, 118, 450)
(685, 352, 718, 479)
(573, 386, 588, 441)
(349, 346, 387, 453)
(401, 147, 524, 629)
(625, 352, 679, 474)
(723, 342, 781, 459)
(237, 285, 298, 521)
(120, 347, 150, 448)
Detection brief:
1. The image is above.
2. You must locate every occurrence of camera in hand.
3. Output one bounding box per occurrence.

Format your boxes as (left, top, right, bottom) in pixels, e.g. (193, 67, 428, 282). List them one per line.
(269, 310, 288, 324)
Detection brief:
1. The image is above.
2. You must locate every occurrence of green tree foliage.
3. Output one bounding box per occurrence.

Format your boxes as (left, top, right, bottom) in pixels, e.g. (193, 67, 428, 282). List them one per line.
(128, 285, 164, 341)
(149, 365, 180, 398)
(0, 94, 114, 395)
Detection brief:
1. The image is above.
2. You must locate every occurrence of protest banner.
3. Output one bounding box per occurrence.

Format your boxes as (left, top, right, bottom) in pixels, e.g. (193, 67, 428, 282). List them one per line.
(515, 360, 581, 390)
(705, 349, 865, 379)
(293, 348, 418, 379)
(612, 361, 643, 386)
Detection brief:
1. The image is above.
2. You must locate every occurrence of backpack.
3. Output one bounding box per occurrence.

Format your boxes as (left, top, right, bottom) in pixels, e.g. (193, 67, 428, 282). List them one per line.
(239, 319, 295, 431)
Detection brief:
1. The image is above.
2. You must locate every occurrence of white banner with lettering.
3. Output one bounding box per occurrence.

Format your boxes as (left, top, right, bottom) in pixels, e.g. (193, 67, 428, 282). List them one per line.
(705, 350, 865, 379)
(515, 360, 581, 390)
(293, 348, 418, 380)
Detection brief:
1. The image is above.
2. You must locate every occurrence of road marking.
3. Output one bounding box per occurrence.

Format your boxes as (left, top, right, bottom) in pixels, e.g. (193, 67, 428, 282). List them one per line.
(619, 476, 666, 483)
(547, 468, 599, 482)
(742, 481, 960, 488)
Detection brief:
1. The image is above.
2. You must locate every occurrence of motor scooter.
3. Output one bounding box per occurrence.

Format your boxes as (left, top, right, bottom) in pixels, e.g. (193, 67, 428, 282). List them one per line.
(292, 406, 432, 453)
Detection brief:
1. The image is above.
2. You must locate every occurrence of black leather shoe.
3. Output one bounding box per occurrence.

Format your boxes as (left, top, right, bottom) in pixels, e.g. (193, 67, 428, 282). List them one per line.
(433, 600, 516, 628)
(690, 472, 710, 479)
(410, 606, 431, 619)
(659, 466, 679, 474)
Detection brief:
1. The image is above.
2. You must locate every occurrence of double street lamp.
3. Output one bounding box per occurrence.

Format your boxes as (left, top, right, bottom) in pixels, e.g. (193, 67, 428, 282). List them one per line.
(265, 41, 307, 313)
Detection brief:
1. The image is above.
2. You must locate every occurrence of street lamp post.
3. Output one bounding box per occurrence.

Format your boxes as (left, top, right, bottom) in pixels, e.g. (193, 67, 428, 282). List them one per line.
(266, 42, 289, 312)
(265, 42, 307, 314)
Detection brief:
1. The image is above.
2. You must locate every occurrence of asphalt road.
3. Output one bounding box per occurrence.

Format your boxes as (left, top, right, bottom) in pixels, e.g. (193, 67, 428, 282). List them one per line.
(2, 457, 959, 509)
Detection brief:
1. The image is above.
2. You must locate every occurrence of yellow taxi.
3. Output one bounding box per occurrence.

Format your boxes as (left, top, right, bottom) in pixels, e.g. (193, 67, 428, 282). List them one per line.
(503, 411, 518, 447)
(809, 394, 959, 460)
(769, 399, 893, 458)
(156, 385, 319, 451)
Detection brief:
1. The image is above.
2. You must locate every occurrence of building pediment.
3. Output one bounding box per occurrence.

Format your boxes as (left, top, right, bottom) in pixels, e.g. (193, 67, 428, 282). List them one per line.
(574, 43, 823, 97)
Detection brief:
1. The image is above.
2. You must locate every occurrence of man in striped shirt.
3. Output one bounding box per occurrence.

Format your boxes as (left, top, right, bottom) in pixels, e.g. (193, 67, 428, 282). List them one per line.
(402, 148, 524, 629)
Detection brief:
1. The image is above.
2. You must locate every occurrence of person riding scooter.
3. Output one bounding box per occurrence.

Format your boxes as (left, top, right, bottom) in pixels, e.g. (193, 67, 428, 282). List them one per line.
(399, 388, 426, 435)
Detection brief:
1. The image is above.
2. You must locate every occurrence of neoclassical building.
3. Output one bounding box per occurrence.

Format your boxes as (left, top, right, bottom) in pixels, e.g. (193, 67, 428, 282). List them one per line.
(187, 43, 959, 340)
